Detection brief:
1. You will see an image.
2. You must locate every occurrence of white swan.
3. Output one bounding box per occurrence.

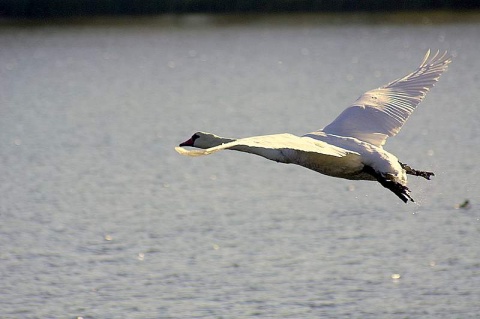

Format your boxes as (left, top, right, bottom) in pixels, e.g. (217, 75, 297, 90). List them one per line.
(176, 50, 451, 203)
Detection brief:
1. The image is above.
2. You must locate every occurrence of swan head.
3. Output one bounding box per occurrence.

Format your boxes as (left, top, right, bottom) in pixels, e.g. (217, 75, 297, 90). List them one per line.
(179, 132, 225, 149)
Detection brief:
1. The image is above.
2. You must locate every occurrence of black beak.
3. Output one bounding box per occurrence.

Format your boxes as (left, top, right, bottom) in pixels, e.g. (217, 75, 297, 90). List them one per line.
(179, 137, 194, 147)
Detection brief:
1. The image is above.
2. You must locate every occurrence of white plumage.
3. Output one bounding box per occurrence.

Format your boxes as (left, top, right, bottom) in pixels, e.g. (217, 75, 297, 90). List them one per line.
(321, 50, 451, 147)
(176, 50, 451, 203)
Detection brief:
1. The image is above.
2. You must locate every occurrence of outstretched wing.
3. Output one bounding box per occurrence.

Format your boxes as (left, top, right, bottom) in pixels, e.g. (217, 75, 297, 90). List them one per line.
(175, 133, 354, 161)
(322, 50, 451, 147)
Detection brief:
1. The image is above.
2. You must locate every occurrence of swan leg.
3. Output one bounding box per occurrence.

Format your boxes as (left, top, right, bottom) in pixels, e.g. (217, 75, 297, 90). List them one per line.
(362, 166, 414, 203)
(399, 162, 434, 180)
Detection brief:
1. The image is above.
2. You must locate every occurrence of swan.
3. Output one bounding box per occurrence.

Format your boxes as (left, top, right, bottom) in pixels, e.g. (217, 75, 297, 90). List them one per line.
(175, 50, 451, 203)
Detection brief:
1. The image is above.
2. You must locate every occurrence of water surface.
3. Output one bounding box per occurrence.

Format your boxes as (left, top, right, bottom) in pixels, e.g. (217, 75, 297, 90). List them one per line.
(1, 13, 479, 318)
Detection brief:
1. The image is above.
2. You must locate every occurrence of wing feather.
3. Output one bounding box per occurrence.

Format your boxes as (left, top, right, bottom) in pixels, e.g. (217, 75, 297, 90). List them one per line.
(322, 50, 451, 146)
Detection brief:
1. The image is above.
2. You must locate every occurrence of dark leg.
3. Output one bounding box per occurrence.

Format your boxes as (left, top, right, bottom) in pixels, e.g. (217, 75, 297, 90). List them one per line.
(362, 166, 414, 203)
(399, 162, 434, 180)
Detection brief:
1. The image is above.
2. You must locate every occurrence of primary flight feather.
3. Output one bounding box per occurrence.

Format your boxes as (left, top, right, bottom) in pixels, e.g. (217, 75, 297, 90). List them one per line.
(176, 50, 451, 203)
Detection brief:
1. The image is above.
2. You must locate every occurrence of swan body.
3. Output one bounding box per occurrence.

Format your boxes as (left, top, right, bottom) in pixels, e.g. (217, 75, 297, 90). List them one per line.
(176, 50, 451, 203)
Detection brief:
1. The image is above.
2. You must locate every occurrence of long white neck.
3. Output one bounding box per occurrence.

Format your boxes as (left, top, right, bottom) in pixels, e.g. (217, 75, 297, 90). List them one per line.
(196, 132, 285, 161)
(180, 132, 291, 163)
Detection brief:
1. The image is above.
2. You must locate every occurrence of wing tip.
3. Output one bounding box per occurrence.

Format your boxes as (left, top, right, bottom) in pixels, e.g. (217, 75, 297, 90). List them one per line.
(422, 49, 452, 68)
(421, 49, 431, 65)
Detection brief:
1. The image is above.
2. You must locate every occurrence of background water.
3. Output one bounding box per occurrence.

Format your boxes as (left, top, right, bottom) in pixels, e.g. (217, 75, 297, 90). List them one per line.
(1, 13, 479, 318)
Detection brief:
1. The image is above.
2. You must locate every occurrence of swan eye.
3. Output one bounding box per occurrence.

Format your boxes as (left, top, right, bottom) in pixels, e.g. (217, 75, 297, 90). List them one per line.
(193, 134, 200, 141)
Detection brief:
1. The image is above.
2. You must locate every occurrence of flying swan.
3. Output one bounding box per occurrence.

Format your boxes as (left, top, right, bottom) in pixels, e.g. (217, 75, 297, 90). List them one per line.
(176, 50, 451, 203)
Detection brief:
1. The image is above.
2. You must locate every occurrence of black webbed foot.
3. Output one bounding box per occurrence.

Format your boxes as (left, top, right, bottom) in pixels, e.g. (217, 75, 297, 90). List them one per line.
(363, 166, 414, 203)
(399, 162, 434, 180)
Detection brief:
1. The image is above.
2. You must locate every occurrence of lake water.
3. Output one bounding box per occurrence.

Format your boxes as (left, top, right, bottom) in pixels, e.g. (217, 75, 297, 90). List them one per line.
(1, 13, 479, 318)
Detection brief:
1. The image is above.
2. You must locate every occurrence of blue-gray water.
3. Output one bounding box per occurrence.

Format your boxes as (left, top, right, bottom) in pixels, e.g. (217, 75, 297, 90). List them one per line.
(1, 13, 479, 318)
